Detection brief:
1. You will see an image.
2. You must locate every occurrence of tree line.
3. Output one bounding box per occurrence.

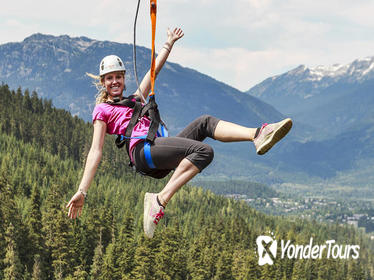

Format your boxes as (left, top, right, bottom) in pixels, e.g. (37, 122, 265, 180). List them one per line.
(0, 84, 373, 279)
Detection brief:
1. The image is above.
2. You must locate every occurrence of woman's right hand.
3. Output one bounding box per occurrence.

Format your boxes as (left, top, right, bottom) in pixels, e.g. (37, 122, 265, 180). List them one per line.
(66, 191, 85, 219)
(167, 27, 184, 45)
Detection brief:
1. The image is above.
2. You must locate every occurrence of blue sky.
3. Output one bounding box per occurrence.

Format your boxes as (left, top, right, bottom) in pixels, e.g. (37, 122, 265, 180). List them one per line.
(1, 0, 374, 91)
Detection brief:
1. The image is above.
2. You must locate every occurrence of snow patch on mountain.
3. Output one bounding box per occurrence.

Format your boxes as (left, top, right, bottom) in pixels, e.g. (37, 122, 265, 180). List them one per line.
(247, 55, 374, 104)
(73, 38, 97, 52)
(308, 64, 348, 81)
(307, 56, 374, 82)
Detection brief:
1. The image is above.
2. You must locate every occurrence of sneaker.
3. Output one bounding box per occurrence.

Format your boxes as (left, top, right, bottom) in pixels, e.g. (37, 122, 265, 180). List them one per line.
(254, 118, 293, 155)
(143, 192, 164, 238)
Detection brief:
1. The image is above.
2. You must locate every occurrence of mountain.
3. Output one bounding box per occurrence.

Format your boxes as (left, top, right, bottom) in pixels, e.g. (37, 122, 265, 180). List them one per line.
(0, 33, 282, 130)
(247, 57, 374, 112)
(3, 33, 374, 193)
(245, 56, 374, 191)
(247, 57, 374, 138)
(0, 33, 294, 184)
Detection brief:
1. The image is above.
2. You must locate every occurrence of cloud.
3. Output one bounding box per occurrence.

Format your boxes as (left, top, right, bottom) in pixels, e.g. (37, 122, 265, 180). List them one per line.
(171, 35, 374, 92)
(1, 0, 374, 91)
(0, 18, 39, 43)
(0, 0, 140, 43)
(170, 46, 308, 91)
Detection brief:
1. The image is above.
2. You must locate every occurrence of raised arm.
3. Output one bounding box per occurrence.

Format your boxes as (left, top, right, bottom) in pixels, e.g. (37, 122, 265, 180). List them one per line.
(66, 119, 107, 219)
(134, 27, 184, 101)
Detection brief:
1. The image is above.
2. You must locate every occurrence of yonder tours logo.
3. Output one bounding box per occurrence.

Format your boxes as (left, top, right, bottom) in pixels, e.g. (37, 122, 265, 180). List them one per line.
(256, 234, 278, 265)
(256, 234, 360, 266)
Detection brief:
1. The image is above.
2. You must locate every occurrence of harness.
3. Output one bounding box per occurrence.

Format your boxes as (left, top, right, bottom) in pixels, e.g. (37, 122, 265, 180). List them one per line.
(113, 0, 167, 177)
(111, 94, 167, 170)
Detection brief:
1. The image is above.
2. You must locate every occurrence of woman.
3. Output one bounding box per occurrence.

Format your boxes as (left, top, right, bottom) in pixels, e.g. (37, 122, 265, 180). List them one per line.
(66, 27, 292, 238)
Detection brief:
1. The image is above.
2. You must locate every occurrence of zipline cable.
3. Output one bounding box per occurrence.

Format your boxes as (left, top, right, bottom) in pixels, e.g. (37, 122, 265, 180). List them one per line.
(133, 0, 146, 103)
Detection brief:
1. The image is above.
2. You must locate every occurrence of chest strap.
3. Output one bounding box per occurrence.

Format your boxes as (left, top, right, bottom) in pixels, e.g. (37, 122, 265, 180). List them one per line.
(110, 96, 167, 169)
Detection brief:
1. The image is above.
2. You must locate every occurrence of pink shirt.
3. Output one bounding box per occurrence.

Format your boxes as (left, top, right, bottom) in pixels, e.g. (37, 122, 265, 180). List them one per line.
(92, 102, 152, 162)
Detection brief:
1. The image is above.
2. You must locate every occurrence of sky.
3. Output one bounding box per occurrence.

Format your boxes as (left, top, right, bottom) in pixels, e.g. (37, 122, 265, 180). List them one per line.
(1, 0, 374, 91)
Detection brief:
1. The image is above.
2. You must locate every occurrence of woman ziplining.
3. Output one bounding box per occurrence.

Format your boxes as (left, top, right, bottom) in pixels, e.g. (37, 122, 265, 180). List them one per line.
(66, 2, 292, 239)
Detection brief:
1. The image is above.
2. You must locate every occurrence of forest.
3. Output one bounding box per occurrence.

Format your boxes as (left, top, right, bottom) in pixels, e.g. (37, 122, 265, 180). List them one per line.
(0, 84, 373, 279)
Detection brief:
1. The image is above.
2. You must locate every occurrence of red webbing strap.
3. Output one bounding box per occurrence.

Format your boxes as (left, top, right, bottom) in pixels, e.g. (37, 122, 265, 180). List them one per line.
(149, 0, 157, 98)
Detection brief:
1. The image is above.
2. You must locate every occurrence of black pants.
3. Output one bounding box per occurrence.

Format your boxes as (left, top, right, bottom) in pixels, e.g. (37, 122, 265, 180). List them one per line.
(133, 115, 220, 178)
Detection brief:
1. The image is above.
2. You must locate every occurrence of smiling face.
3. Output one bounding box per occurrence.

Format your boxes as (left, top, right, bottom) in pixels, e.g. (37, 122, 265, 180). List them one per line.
(102, 71, 125, 100)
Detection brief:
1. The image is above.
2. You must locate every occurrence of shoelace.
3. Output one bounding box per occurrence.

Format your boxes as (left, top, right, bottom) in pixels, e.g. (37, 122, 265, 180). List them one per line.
(255, 123, 268, 139)
(152, 208, 164, 225)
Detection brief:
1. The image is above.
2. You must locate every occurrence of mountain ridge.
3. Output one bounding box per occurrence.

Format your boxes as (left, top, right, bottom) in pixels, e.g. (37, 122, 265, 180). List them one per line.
(246, 55, 374, 137)
(244, 54, 374, 190)
(0, 33, 283, 128)
(0, 33, 292, 184)
(2, 33, 374, 192)
(249, 56, 374, 102)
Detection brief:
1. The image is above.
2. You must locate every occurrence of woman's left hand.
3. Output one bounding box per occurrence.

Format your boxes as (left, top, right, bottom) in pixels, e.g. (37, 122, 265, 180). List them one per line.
(167, 27, 184, 44)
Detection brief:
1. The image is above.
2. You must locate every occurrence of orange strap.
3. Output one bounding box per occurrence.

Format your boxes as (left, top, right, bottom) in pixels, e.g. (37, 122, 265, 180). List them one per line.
(149, 0, 157, 98)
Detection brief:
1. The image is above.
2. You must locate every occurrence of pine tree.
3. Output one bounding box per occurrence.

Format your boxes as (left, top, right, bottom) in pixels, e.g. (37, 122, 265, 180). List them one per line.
(77, 207, 102, 270)
(52, 206, 75, 280)
(42, 183, 74, 279)
(154, 225, 185, 280)
(100, 206, 115, 249)
(27, 183, 44, 261)
(0, 173, 32, 271)
(0, 186, 5, 279)
(31, 255, 42, 280)
(231, 249, 249, 280)
(101, 241, 119, 280)
(291, 259, 306, 280)
(90, 230, 104, 279)
(187, 227, 214, 280)
(132, 236, 158, 280)
(65, 265, 88, 280)
(3, 223, 23, 280)
(213, 249, 233, 280)
(116, 212, 136, 278)
(31, 91, 43, 114)
(23, 265, 32, 280)
(347, 260, 365, 280)
(100, 205, 120, 280)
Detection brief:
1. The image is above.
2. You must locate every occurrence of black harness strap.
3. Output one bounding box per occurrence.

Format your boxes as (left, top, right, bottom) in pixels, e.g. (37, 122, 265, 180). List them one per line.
(123, 101, 143, 158)
(141, 98, 162, 143)
(111, 96, 143, 156)
(110, 95, 163, 167)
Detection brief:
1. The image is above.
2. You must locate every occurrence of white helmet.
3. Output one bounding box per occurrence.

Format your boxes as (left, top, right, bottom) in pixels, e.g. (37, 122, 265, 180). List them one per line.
(99, 55, 126, 76)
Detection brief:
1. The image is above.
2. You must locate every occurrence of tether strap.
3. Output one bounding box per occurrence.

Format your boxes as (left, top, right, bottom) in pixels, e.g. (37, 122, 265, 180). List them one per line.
(149, 0, 157, 98)
(142, 0, 161, 144)
(145, 99, 162, 143)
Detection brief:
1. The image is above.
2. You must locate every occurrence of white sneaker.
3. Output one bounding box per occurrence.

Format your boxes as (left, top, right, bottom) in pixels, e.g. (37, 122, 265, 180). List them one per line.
(143, 193, 164, 238)
(253, 118, 293, 155)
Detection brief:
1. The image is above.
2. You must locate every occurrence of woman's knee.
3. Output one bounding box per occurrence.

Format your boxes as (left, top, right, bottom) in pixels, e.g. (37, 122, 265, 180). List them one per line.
(198, 143, 215, 168)
(198, 114, 213, 125)
(204, 143, 214, 164)
(186, 142, 214, 171)
(198, 115, 220, 139)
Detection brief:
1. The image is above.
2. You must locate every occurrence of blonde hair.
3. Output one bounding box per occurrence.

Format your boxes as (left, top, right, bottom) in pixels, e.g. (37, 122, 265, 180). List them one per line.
(86, 73, 108, 104)
(87, 71, 125, 104)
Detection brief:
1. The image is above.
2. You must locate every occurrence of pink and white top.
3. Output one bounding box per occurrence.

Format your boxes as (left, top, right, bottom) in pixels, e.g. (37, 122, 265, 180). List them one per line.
(92, 102, 152, 162)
